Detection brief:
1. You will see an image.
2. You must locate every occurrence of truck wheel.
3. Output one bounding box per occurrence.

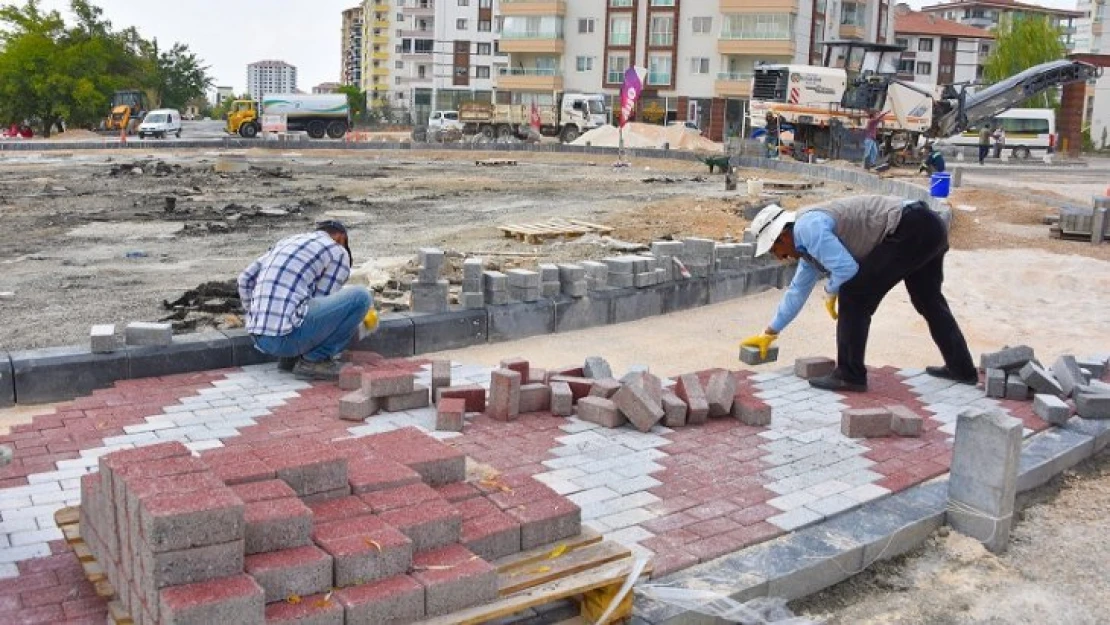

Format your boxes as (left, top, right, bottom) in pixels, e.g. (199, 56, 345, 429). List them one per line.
(326, 121, 347, 139)
(1013, 146, 1031, 160)
(239, 123, 258, 138)
(307, 121, 327, 139)
(496, 125, 514, 140)
(481, 125, 495, 140)
(560, 126, 580, 144)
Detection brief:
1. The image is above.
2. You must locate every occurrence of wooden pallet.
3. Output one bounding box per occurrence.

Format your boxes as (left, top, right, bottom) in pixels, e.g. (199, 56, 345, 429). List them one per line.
(762, 179, 818, 191)
(498, 218, 613, 244)
(476, 158, 518, 167)
(55, 507, 134, 624)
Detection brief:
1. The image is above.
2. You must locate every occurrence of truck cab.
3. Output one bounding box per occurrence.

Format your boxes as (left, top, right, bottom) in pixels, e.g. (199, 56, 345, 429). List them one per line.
(559, 94, 607, 141)
(226, 100, 260, 138)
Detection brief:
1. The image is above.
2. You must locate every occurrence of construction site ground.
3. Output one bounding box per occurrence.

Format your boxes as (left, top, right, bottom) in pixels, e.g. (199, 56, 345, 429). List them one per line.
(1, 146, 1109, 624)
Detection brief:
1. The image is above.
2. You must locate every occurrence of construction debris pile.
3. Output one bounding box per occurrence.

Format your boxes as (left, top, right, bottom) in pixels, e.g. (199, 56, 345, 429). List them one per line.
(571, 122, 723, 152)
(979, 346, 1110, 421)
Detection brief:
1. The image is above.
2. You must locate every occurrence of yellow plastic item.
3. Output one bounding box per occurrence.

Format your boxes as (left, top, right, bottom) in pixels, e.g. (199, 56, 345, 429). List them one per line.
(581, 583, 632, 624)
(363, 309, 379, 331)
(824, 292, 839, 321)
(740, 332, 777, 359)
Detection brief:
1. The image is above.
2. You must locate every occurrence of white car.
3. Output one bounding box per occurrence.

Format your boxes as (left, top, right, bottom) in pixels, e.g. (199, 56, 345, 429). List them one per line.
(138, 109, 182, 139)
(428, 110, 463, 132)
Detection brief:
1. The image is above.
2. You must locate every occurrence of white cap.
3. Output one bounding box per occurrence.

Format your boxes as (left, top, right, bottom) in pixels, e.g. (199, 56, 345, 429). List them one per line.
(750, 204, 796, 257)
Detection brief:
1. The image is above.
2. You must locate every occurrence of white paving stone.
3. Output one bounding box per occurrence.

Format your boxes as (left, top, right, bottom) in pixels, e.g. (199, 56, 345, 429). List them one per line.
(767, 507, 823, 531)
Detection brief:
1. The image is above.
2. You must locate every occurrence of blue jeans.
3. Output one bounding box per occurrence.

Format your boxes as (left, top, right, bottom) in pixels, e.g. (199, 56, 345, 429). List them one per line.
(253, 287, 372, 362)
(863, 138, 878, 168)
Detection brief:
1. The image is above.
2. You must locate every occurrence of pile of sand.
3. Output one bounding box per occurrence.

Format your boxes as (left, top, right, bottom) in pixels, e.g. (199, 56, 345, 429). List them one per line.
(572, 122, 723, 152)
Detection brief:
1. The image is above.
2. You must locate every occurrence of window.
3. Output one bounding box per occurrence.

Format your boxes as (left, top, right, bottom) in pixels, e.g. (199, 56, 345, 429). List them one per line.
(649, 15, 674, 46)
(940, 64, 952, 75)
(610, 0, 632, 6)
(690, 57, 709, 74)
(916, 61, 932, 75)
(456, 18, 468, 29)
(941, 39, 956, 51)
(648, 53, 672, 85)
(692, 17, 712, 34)
(897, 59, 913, 73)
(651, 0, 675, 5)
(609, 15, 632, 45)
(478, 20, 491, 32)
(607, 53, 629, 83)
(579, 18, 595, 34)
(918, 38, 933, 52)
(480, 0, 491, 7)
(841, 2, 865, 26)
(459, 0, 468, 4)
(576, 56, 593, 72)
(395, 61, 404, 69)
(502, 16, 564, 39)
(475, 66, 490, 78)
(895, 37, 909, 48)
(721, 14, 792, 40)
(415, 39, 433, 52)
(477, 42, 491, 55)
(980, 43, 991, 55)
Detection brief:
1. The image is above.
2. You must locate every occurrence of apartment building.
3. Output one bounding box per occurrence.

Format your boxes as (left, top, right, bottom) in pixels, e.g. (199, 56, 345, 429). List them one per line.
(495, 0, 894, 141)
(1075, 0, 1107, 54)
(919, 0, 1082, 52)
(212, 86, 235, 108)
(892, 4, 993, 87)
(313, 82, 343, 94)
(342, 7, 365, 87)
(247, 60, 298, 98)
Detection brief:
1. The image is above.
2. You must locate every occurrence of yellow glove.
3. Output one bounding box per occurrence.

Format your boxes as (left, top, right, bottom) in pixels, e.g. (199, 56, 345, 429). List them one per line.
(363, 309, 379, 332)
(824, 291, 838, 321)
(740, 332, 778, 359)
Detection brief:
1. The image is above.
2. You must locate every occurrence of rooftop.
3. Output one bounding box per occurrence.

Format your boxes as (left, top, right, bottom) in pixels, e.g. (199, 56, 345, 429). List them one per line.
(919, 0, 1084, 19)
(895, 10, 996, 39)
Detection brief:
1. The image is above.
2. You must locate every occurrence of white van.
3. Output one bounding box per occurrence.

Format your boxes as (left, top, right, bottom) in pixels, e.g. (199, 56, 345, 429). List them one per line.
(138, 109, 182, 139)
(428, 110, 463, 132)
(938, 108, 1055, 159)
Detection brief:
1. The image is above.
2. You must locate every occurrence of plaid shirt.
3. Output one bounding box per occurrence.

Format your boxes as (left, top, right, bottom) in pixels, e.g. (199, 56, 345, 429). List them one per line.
(238, 231, 351, 337)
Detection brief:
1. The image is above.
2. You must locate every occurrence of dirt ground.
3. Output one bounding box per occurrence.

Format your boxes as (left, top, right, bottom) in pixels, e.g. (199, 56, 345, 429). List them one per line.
(795, 449, 1110, 624)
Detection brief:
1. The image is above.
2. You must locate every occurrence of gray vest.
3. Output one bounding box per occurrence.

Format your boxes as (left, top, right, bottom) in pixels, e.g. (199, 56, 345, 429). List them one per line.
(797, 196, 905, 262)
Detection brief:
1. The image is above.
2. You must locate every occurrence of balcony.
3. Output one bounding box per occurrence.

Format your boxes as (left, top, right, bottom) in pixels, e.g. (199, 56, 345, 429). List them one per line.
(718, 39, 794, 56)
(370, 3, 390, 12)
(715, 72, 753, 97)
(1094, 22, 1104, 36)
(499, 31, 565, 53)
(403, 5, 434, 15)
(719, 0, 796, 11)
(500, 0, 567, 16)
(372, 67, 390, 77)
(496, 67, 564, 91)
(401, 29, 435, 38)
(372, 51, 390, 61)
(839, 24, 865, 39)
(373, 20, 390, 29)
(373, 35, 390, 45)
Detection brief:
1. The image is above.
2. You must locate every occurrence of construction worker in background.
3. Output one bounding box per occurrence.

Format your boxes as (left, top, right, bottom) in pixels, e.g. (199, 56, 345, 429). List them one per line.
(978, 124, 992, 164)
(238, 220, 372, 381)
(862, 110, 887, 171)
(992, 126, 1006, 159)
(919, 143, 946, 175)
(739, 198, 978, 392)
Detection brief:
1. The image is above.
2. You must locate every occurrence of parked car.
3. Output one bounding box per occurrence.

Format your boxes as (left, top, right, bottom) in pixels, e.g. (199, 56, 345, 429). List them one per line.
(138, 109, 182, 139)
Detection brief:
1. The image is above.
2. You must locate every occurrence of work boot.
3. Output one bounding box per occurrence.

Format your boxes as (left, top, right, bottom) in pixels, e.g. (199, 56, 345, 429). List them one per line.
(925, 366, 979, 385)
(292, 358, 343, 381)
(277, 357, 298, 372)
(809, 371, 868, 393)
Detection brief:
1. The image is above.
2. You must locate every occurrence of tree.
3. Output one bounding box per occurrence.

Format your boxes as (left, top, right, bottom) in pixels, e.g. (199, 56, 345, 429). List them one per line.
(982, 14, 1067, 109)
(337, 84, 367, 120)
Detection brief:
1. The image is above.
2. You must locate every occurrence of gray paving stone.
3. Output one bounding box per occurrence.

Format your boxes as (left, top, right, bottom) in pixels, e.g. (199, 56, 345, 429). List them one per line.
(948, 409, 1022, 553)
(1033, 394, 1071, 425)
(125, 321, 173, 346)
(1075, 393, 1110, 419)
(1018, 362, 1062, 397)
(1016, 427, 1095, 493)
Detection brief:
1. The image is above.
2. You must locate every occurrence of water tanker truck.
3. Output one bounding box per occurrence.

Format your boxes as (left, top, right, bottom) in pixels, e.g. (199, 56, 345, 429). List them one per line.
(226, 94, 350, 139)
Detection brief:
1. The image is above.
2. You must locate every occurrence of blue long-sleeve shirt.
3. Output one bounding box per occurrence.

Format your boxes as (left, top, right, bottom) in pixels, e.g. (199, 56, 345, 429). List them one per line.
(768, 211, 859, 333)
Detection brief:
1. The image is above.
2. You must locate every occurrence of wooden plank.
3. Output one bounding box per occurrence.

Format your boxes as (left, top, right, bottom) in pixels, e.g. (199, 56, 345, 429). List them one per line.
(494, 528, 602, 574)
(498, 541, 631, 596)
(62, 524, 82, 544)
(108, 600, 134, 624)
(55, 507, 80, 527)
(74, 542, 96, 562)
(415, 558, 643, 625)
(82, 559, 106, 583)
(95, 578, 117, 599)
(566, 218, 613, 232)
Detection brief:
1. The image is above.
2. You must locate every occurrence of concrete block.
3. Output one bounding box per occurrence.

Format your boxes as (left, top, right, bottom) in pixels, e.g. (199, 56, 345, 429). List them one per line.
(139, 488, 245, 553)
(339, 391, 379, 421)
(412, 309, 486, 353)
(264, 593, 344, 624)
(381, 385, 431, 412)
(436, 384, 486, 412)
(483, 270, 508, 293)
(411, 545, 498, 617)
(947, 409, 1023, 556)
(335, 575, 425, 625)
(0, 351, 11, 408)
(410, 281, 449, 314)
(91, 324, 118, 353)
(243, 497, 314, 554)
(661, 393, 687, 427)
(461, 512, 522, 561)
(430, 359, 451, 398)
(841, 408, 893, 438)
(487, 369, 522, 421)
(125, 321, 173, 346)
(553, 296, 609, 332)
(1033, 394, 1071, 425)
(140, 538, 245, 589)
(1076, 355, 1107, 379)
(245, 545, 333, 603)
(794, 357, 836, 379)
(1051, 355, 1085, 398)
(508, 285, 541, 302)
(363, 370, 415, 398)
(485, 289, 510, 306)
(576, 396, 626, 428)
(562, 281, 588, 298)
(740, 345, 779, 365)
(314, 518, 413, 587)
(506, 269, 541, 289)
(541, 282, 561, 297)
(461, 292, 485, 309)
(985, 368, 1007, 398)
(550, 382, 573, 416)
(487, 300, 555, 342)
(889, 405, 924, 437)
(499, 357, 530, 381)
(418, 248, 445, 281)
(1075, 393, 1110, 419)
(9, 346, 124, 403)
(436, 398, 466, 432)
(463, 258, 484, 281)
(1019, 361, 1063, 398)
(674, 374, 709, 425)
(557, 263, 586, 283)
(1005, 374, 1031, 400)
(519, 383, 551, 413)
(338, 365, 364, 391)
(347, 314, 415, 359)
(158, 574, 264, 625)
(613, 381, 665, 433)
(704, 370, 737, 417)
(589, 378, 621, 399)
(508, 498, 581, 551)
(583, 356, 613, 379)
(981, 345, 1034, 372)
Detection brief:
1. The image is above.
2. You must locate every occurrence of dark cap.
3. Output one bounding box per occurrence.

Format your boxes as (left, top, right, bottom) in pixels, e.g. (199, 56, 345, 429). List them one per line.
(316, 220, 352, 265)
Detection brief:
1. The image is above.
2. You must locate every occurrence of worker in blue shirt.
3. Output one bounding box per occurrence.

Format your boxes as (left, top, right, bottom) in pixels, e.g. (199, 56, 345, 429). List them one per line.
(740, 197, 977, 392)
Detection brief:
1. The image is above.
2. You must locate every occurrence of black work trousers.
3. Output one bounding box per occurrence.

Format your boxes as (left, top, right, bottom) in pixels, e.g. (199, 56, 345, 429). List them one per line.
(835, 204, 976, 385)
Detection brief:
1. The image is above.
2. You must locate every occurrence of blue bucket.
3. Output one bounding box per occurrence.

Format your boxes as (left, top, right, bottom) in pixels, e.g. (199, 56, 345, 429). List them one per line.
(930, 172, 952, 198)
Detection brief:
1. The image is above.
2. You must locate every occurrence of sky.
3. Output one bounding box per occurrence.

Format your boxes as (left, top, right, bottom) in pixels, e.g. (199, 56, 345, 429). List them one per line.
(34, 0, 1084, 97)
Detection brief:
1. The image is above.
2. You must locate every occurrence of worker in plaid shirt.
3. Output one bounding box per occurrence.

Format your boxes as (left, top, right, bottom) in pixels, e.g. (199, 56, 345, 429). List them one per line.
(238, 220, 372, 380)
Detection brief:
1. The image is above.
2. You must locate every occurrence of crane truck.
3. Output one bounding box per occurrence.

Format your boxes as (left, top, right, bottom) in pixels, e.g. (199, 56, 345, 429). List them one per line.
(749, 41, 1101, 161)
(457, 93, 608, 143)
(226, 94, 350, 139)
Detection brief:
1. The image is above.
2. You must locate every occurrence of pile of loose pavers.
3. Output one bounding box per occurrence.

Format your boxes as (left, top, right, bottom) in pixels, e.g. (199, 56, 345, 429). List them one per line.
(336, 354, 773, 433)
(979, 345, 1110, 422)
(78, 428, 582, 624)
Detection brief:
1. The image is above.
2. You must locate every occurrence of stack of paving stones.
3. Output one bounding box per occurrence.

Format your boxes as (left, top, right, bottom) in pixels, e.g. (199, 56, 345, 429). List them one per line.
(338, 367, 430, 422)
(506, 268, 541, 302)
(79, 428, 583, 624)
(460, 258, 485, 310)
(981, 346, 1110, 424)
(482, 269, 509, 306)
(92, 321, 173, 352)
(411, 248, 449, 313)
(539, 264, 561, 298)
(680, 238, 716, 278)
(649, 241, 684, 282)
(557, 263, 587, 298)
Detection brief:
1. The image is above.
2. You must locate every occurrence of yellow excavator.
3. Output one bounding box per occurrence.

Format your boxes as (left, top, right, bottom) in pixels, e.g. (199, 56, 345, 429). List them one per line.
(102, 90, 150, 134)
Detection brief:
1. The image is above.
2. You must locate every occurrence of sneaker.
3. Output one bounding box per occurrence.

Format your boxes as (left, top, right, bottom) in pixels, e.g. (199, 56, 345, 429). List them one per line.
(809, 371, 868, 393)
(925, 366, 979, 385)
(292, 358, 344, 381)
(277, 357, 298, 372)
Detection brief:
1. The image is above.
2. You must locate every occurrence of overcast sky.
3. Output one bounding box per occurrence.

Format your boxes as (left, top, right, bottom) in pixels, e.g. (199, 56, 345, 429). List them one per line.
(34, 0, 1082, 97)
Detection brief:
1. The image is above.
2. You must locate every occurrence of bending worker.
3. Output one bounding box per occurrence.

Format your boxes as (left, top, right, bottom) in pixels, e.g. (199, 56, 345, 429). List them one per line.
(238, 220, 372, 381)
(740, 197, 977, 392)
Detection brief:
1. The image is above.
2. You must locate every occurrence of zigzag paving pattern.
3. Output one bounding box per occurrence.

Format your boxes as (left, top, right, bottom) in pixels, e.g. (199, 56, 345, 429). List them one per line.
(0, 356, 1054, 623)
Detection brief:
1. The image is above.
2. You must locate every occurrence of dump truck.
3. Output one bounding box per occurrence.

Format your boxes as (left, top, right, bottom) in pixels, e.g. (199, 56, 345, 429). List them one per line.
(102, 89, 150, 134)
(226, 94, 350, 139)
(458, 93, 607, 143)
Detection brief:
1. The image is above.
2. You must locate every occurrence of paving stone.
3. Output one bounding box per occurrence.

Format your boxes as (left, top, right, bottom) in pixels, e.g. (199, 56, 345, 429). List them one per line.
(1018, 361, 1062, 397)
(487, 369, 522, 421)
(508, 497, 582, 550)
(704, 370, 737, 417)
(519, 383, 551, 413)
(436, 397, 466, 432)
(948, 409, 1022, 553)
(461, 511, 522, 561)
(794, 357, 835, 379)
(1075, 393, 1110, 419)
(985, 368, 1007, 398)
(613, 382, 664, 433)
(1076, 355, 1107, 379)
(347, 456, 422, 495)
(363, 370, 415, 398)
(243, 497, 314, 555)
(1051, 355, 1086, 398)
(307, 496, 373, 525)
(732, 395, 772, 426)
(90, 324, 118, 354)
(583, 356, 613, 379)
(740, 345, 779, 365)
(140, 538, 246, 589)
(661, 393, 687, 427)
(674, 374, 709, 425)
(314, 517, 414, 587)
(576, 396, 626, 428)
(1005, 373, 1032, 400)
(550, 381, 574, 416)
(335, 575, 425, 625)
(139, 487, 245, 553)
(1033, 394, 1072, 425)
(549, 375, 594, 401)
(379, 499, 462, 552)
(245, 545, 333, 603)
(264, 592, 344, 624)
(411, 545, 498, 617)
(1016, 427, 1096, 492)
(271, 450, 349, 498)
(339, 391, 379, 421)
(840, 408, 892, 438)
(430, 360, 452, 399)
(980, 345, 1034, 371)
(158, 574, 264, 625)
(381, 385, 431, 412)
(338, 365, 364, 391)
(436, 384, 486, 413)
(888, 405, 924, 437)
(360, 483, 440, 514)
(125, 321, 173, 346)
(589, 378, 622, 399)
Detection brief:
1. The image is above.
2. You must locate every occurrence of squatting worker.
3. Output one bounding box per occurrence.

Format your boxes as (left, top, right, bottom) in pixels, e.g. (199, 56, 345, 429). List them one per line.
(739, 197, 978, 393)
(238, 220, 372, 381)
